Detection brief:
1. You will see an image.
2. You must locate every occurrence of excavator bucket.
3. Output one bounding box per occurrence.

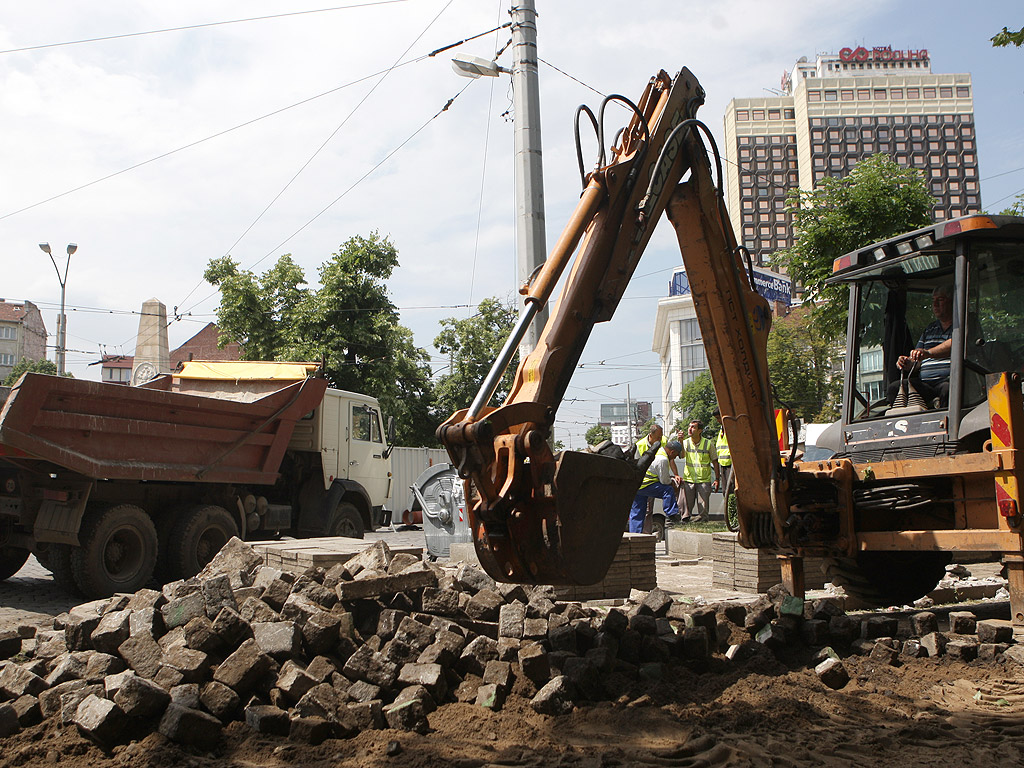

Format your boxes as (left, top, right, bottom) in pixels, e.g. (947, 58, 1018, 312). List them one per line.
(468, 449, 640, 586)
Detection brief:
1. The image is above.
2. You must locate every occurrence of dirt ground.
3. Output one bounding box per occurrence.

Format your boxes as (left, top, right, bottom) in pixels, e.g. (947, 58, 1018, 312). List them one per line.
(3, 643, 1023, 768)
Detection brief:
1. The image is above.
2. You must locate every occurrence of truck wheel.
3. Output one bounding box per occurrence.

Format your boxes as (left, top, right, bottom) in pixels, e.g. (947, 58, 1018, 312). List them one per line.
(0, 546, 29, 581)
(70, 504, 158, 598)
(327, 502, 364, 539)
(170, 505, 239, 579)
(825, 551, 951, 607)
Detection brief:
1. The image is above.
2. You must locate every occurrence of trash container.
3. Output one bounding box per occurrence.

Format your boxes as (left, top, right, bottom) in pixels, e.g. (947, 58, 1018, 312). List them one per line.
(413, 463, 471, 559)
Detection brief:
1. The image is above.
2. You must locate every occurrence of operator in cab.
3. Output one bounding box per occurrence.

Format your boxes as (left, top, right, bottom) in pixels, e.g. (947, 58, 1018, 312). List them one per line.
(893, 284, 955, 408)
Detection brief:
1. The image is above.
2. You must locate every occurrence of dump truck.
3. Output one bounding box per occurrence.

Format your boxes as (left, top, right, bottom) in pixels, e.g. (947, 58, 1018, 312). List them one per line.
(0, 360, 394, 597)
(438, 66, 1024, 623)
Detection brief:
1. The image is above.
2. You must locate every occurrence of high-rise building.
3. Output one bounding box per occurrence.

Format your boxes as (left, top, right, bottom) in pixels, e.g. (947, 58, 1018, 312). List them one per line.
(723, 46, 979, 266)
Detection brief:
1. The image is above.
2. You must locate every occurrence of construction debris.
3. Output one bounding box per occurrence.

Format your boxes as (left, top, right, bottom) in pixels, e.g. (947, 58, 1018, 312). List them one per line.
(0, 537, 1017, 750)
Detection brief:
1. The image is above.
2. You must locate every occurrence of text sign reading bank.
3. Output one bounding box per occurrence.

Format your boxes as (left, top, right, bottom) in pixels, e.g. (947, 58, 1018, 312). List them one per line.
(840, 46, 928, 63)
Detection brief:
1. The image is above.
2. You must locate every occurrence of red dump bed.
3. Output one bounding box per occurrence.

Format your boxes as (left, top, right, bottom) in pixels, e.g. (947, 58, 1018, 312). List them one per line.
(0, 373, 328, 484)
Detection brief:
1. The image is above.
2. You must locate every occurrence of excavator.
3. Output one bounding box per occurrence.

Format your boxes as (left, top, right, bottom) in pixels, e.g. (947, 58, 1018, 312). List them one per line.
(438, 67, 1024, 624)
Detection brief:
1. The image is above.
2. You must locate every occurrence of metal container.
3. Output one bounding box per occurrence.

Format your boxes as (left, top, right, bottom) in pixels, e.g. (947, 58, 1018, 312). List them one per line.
(413, 463, 471, 559)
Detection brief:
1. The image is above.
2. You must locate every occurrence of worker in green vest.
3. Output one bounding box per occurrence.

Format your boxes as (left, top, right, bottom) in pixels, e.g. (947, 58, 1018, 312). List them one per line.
(635, 422, 680, 479)
(713, 407, 733, 501)
(676, 419, 720, 523)
(629, 440, 682, 532)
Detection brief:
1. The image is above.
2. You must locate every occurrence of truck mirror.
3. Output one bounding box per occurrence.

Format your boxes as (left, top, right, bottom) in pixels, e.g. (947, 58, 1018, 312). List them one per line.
(383, 416, 396, 459)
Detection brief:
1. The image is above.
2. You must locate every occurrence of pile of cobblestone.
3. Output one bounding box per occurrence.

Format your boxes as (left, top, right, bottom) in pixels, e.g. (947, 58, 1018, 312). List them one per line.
(0, 538, 1018, 750)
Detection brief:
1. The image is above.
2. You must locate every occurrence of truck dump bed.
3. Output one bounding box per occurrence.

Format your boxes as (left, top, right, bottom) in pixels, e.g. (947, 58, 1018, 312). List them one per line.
(0, 372, 328, 484)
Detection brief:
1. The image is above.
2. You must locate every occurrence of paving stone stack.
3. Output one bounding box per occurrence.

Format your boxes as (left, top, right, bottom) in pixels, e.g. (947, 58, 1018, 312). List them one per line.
(552, 533, 657, 602)
(711, 533, 827, 592)
(0, 538, 1018, 751)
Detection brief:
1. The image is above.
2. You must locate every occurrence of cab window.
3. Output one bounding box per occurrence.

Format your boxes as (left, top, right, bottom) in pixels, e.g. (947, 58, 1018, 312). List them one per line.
(352, 405, 383, 443)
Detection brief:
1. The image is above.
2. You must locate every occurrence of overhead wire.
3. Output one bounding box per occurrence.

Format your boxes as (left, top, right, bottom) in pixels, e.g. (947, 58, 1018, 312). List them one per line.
(0, 1, 411, 55)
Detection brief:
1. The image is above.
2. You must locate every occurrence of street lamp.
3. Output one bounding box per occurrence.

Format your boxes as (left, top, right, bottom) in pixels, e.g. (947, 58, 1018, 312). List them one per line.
(38, 242, 77, 376)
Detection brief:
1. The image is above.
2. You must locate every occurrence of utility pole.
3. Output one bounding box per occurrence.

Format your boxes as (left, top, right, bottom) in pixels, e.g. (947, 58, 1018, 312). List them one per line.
(39, 242, 77, 376)
(510, 0, 547, 359)
(626, 383, 633, 443)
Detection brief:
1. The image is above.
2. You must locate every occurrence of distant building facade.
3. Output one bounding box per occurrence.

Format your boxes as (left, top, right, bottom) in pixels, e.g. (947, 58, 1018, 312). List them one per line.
(724, 46, 979, 267)
(0, 299, 47, 381)
(598, 400, 653, 446)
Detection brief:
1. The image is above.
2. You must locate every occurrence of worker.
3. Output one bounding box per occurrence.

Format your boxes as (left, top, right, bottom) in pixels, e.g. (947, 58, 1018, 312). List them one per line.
(635, 422, 680, 479)
(628, 439, 682, 533)
(677, 419, 720, 523)
(713, 407, 733, 501)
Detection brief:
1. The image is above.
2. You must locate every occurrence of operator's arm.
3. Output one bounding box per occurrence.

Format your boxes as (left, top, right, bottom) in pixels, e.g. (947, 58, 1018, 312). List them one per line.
(909, 337, 952, 362)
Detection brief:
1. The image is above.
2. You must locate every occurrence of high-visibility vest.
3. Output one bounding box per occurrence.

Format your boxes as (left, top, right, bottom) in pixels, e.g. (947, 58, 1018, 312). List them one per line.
(635, 435, 664, 457)
(682, 437, 715, 483)
(716, 430, 731, 467)
(640, 445, 668, 489)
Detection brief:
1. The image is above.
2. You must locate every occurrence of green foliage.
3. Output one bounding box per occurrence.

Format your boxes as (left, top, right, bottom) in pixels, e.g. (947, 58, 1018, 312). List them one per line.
(771, 154, 933, 342)
(204, 232, 436, 445)
(433, 297, 518, 418)
(1000, 193, 1024, 216)
(766, 307, 842, 423)
(992, 26, 1024, 47)
(585, 424, 612, 446)
(2, 357, 69, 386)
(552, 439, 565, 452)
(673, 371, 718, 439)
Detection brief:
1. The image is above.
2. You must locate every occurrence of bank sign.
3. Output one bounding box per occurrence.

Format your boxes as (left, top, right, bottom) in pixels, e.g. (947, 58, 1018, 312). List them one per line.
(840, 46, 928, 63)
(670, 268, 792, 306)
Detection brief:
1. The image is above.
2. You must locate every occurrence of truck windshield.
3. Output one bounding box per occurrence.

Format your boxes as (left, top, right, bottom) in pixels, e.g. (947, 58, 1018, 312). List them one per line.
(352, 405, 383, 443)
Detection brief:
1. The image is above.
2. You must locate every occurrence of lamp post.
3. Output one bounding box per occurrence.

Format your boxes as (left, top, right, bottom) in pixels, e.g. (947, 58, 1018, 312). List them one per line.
(38, 242, 77, 376)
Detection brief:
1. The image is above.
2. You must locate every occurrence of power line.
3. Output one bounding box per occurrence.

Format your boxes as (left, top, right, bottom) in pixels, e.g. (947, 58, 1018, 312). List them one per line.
(0, 1, 411, 55)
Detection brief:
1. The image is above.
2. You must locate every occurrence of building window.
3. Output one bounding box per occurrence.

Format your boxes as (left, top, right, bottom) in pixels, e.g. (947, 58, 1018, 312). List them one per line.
(0, 326, 16, 340)
(736, 110, 749, 121)
(873, 89, 886, 100)
(857, 89, 870, 100)
(840, 90, 853, 101)
(891, 88, 903, 99)
(939, 86, 953, 98)
(824, 90, 837, 101)
(752, 109, 765, 120)
(784, 108, 794, 119)
(956, 86, 970, 98)
(768, 109, 781, 120)
(0, 354, 14, 367)
(923, 87, 936, 98)
(807, 91, 821, 102)
(907, 88, 920, 99)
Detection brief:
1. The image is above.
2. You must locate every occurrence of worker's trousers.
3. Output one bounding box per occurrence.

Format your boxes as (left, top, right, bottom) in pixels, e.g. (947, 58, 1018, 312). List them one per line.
(629, 482, 679, 533)
(679, 481, 712, 521)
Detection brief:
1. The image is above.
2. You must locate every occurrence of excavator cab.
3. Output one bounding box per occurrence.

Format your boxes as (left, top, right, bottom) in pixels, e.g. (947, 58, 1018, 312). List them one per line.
(827, 215, 1024, 463)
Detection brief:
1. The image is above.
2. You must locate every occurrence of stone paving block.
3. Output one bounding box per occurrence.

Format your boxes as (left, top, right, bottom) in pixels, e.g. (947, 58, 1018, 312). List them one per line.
(276, 659, 317, 703)
(801, 620, 829, 646)
(0, 629, 22, 660)
(113, 673, 171, 718)
(978, 643, 1010, 661)
(0, 662, 48, 698)
(977, 620, 1013, 644)
(239, 596, 279, 624)
(161, 646, 209, 683)
(303, 611, 341, 655)
(454, 563, 495, 595)
(202, 573, 238, 618)
(253, 621, 302, 659)
(348, 679, 383, 703)
(197, 537, 261, 586)
(102, 671, 133, 702)
(183, 616, 221, 654)
(948, 611, 977, 635)
(348, 700, 384, 730)
(684, 626, 711, 659)
(475, 682, 505, 711)
(398, 662, 447, 700)
(861, 616, 898, 640)
(530, 675, 575, 715)
(212, 638, 274, 696)
(902, 639, 926, 659)
(245, 703, 290, 736)
(129, 607, 163, 639)
(11, 694, 41, 727)
(946, 639, 979, 662)
(154, 665, 185, 691)
(465, 589, 503, 622)
(393, 684, 436, 714)
(162, 592, 207, 630)
(261, 579, 292, 612)
(74, 694, 125, 746)
(343, 540, 391, 579)
(497, 583, 530, 605)
(828, 615, 857, 646)
(815, 657, 849, 689)
(921, 632, 948, 658)
(91, 610, 131, 656)
(869, 642, 899, 666)
(211, 606, 251, 646)
(125, 589, 165, 612)
(280, 594, 321, 626)
(395, 616, 435, 651)
(200, 680, 241, 721)
(170, 683, 201, 709)
(342, 645, 399, 689)
(64, 603, 105, 652)
(288, 715, 335, 744)
(383, 698, 429, 733)
(45, 651, 87, 685)
(118, 634, 163, 679)
(458, 636, 499, 677)
(159, 703, 223, 750)
(628, 614, 657, 637)
(0, 702, 19, 737)
(376, 609, 407, 642)
(34, 630, 67, 661)
(911, 611, 939, 637)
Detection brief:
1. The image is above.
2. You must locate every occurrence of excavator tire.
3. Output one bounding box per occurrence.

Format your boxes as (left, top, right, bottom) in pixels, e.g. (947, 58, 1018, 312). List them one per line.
(825, 550, 951, 607)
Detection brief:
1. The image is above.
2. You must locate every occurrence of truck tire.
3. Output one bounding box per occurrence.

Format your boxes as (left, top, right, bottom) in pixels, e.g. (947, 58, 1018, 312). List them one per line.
(70, 504, 158, 598)
(327, 501, 364, 539)
(170, 505, 239, 579)
(0, 545, 29, 581)
(825, 551, 951, 608)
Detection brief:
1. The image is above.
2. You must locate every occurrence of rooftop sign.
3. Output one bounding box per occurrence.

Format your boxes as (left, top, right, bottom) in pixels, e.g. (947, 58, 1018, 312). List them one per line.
(840, 46, 928, 63)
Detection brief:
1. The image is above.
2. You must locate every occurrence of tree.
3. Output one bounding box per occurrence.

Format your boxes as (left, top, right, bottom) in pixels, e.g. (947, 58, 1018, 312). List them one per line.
(673, 371, 718, 438)
(766, 307, 842, 423)
(771, 153, 933, 342)
(2, 357, 69, 386)
(433, 297, 517, 419)
(204, 232, 436, 445)
(1000, 193, 1024, 216)
(585, 424, 611, 446)
(992, 26, 1024, 47)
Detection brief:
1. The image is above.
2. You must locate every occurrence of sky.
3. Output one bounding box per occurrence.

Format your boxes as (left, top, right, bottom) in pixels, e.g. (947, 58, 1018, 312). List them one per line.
(1, 0, 1022, 449)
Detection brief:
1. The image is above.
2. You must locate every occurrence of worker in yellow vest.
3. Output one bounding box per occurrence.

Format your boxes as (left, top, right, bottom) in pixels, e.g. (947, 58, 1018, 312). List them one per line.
(629, 440, 682, 532)
(676, 419, 720, 523)
(713, 407, 733, 500)
(635, 423, 680, 479)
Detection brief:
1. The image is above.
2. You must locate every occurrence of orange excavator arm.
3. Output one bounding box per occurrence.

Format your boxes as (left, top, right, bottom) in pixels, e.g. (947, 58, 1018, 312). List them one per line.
(439, 68, 788, 586)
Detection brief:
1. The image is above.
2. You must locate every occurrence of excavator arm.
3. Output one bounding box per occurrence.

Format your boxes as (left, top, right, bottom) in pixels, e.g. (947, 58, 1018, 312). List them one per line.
(439, 68, 790, 586)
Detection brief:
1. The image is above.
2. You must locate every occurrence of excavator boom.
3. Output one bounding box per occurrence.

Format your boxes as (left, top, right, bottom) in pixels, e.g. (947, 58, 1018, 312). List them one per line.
(439, 68, 785, 585)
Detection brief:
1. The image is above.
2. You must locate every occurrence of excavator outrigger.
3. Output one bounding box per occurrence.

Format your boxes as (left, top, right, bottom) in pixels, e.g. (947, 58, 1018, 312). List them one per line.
(440, 67, 1024, 623)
